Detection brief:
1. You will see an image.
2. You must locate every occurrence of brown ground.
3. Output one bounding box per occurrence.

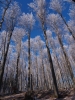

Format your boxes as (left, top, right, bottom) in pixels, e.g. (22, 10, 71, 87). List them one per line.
(0, 89, 75, 100)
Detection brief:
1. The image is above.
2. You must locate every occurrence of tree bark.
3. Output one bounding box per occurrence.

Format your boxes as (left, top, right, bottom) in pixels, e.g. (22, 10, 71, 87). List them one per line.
(42, 27, 59, 97)
(0, 0, 12, 30)
(59, 13, 75, 40)
(15, 52, 20, 92)
(27, 33, 31, 90)
(0, 30, 13, 91)
(57, 33, 75, 88)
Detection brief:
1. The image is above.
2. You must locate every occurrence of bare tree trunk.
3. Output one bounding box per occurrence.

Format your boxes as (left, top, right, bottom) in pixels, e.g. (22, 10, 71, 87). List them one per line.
(57, 32, 75, 88)
(36, 56, 38, 89)
(42, 27, 59, 97)
(27, 33, 31, 90)
(49, 37, 66, 89)
(31, 74, 33, 90)
(42, 59, 48, 90)
(54, 55, 65, 89)
(21, 71, 22, 91)
(0, 28, 13, 91)
(0, 0, 12, 30)
(60, 56, 72, 89)
(59, 13, 75, 40)
(15, 52, 20, 92)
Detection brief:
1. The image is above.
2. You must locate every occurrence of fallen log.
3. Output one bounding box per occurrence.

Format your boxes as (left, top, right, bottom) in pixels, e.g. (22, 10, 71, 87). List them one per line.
(0, 92, 25, 100)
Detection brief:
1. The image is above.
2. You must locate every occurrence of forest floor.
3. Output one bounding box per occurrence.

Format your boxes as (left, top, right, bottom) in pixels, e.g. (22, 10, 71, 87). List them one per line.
(0, 89, 75, 100)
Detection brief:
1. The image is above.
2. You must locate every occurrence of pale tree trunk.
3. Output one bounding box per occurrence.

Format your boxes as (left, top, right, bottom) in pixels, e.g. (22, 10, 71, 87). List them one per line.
(21, 71, 22, 91)
(59, 13, 75, 40)
(53, 55, 64, 89)
(53, 22, 75, 88)
(42, 59, 48, 90)
(60, 56, 72, 89)
(60, 36, 75, 85)
(38, 11, 59, 96)
(38, 41, 48, 90)
(42, 27, 59, 97)
(46, 64, 52, 90)
(55, 55, 72, 89)
(49, 37, 65, 89)
(20, 55, 23, 91)
(54, 53, 65, 89)
(3, 32, 8, 57)
(45, 58, 53, 90)
(56, 30, 75, 88)
(15, 52, 20, 92)
(0, 31, 7, 65)
(5, 54, 10, 92)
(36, 56, 38, 89)
(55, 56, 70, 89)
(39, 67, 43, 90)
(0, 26, 14, 91)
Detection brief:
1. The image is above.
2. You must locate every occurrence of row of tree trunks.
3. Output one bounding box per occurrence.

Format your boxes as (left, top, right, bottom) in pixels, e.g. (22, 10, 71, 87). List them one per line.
(0, 22, 14, 91)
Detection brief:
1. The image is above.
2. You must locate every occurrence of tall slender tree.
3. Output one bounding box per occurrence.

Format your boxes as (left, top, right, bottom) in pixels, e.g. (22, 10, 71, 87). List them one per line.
(0, 2, 21, 91)
(29, 0, 59, 97)
(0, 0, 12, 30)
(50, 0, 75, 40)
(47, 13, 75, 89)
(12, 27, 25, 92)
(19, 13, 35, 90)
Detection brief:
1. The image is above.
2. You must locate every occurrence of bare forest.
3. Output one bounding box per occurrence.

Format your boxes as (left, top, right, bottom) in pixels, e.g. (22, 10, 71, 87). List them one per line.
(0, 0, 75, 100)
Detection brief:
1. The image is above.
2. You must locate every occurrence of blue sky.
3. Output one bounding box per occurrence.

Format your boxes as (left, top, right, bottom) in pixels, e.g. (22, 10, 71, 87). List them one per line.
(16, 0, 43, 39)
(15, 0, 70, 39)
